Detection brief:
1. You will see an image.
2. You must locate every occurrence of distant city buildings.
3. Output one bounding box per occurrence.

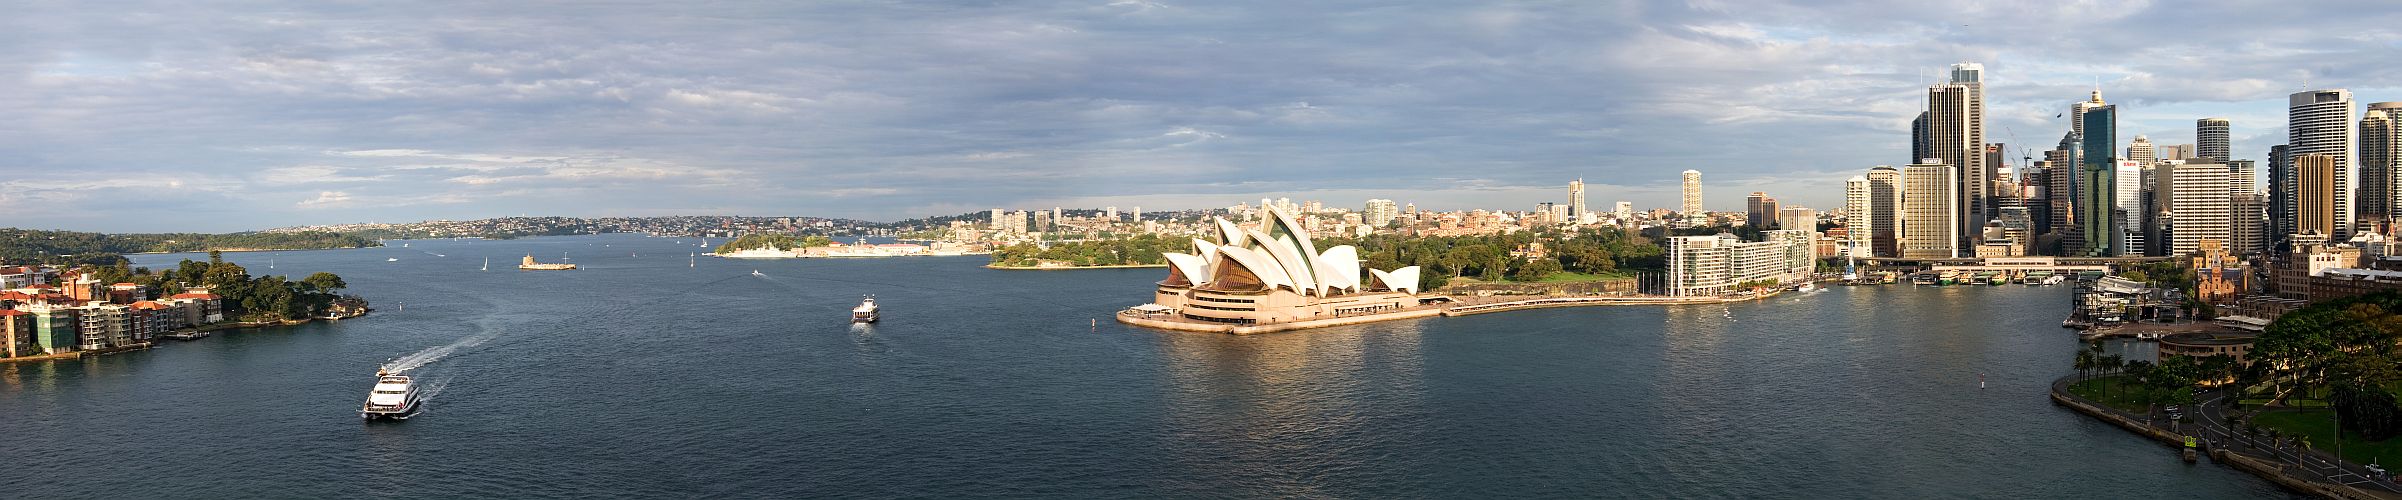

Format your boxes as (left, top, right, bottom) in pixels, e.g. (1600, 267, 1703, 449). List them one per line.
(1663, 230, 1813, 296)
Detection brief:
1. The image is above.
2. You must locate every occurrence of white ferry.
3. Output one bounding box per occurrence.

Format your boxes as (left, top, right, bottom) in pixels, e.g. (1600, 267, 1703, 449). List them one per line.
(852, 296, 880, 323)
(361, 371, 422, 420)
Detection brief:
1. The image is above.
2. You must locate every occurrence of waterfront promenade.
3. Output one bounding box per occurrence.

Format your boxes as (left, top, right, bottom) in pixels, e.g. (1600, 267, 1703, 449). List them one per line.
(2052, 376, 2402, 499)
(1119, 290, 1775, 334)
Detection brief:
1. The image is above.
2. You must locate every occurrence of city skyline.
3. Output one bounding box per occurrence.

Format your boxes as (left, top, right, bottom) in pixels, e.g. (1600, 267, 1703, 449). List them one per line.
(8, 2, 2402, 232)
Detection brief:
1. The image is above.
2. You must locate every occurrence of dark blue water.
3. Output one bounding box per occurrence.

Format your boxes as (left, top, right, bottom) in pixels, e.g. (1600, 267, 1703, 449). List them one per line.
(0, 234, 2289, 498)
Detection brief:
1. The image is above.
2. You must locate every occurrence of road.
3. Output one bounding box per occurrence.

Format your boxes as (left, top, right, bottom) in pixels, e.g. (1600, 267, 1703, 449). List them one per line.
(2189, 391, 2402, 495)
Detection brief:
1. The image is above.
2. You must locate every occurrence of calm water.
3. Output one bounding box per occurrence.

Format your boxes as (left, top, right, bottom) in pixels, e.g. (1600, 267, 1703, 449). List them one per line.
(1, 234, 2288, 498)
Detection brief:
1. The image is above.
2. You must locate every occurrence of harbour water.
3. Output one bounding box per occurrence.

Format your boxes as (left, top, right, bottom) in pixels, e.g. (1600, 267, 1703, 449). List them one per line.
(1, 234, 2290, 497)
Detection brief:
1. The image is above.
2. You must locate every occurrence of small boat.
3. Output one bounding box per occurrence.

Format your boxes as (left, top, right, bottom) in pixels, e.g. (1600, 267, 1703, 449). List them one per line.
(853, 296, 880, 323)
(1796, 282, 1818, 293)
(361, 371, 422, 420)
(752, 270, 766, 277)
(386, 257, 398, 262)
(482, 257, 489, 271)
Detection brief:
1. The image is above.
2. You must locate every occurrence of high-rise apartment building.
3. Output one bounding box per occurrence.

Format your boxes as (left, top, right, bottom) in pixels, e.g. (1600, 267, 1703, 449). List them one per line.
(1777, 207, 1816, 234)
(1614, 201, 1632, 221)
(2198, 118, 2231, 162)
(1867, 166, 1903, 257)
(2077, 91, 2119, 256)
(1363, 199, 1398, 227)
(1902, 162, 1959, 259)
(1747, 192, 1778, 228)
(2161, 162, 2232, 257)
(1681, 170, 1704, 217)
(2289, 89, 2357, 237)
(1845, 176, 1872, 258)
(1568, 178, 1588, 225)
(2298, 153, 2339, 237)
(990, 208, 1007, 230)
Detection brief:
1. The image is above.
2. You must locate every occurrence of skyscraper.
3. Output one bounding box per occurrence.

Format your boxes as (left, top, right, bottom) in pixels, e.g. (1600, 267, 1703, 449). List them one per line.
(2229, 160, 2257, 197)
(2363, 103, 2401, 223)
(1845, 176, 1872, 258)
(2298, 153, 2339, 237)
(2077, 91, 2119, 256)
(2161, 162, 2232, 257)
(1902, 162, 1959, 259)
(2289, 89, 2357, 237)
(2270, 144, 2293, 243)
(2127, 135, 2156, 165)
(1911, 111, 1932, 165)
(1746, 192, 1777, 228)
(1568, 178, 1588, 225)
(1867, 166, 1903, 257)
(1927, 77, 1983, 240)
(1681, 170, 1704, 217)
(2198, 118, 2231, 162)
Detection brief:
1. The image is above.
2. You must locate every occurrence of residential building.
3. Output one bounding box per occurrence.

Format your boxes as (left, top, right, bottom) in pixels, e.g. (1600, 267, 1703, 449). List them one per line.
(1568, 179, 1588, 225)
(1777, 207, 1816, 234)
(1845, 176, 1872, 258)
(1664, 230, 1814, 296)
(2289, 89, 2357, 237)
(1, 309, 32, 358)
(1681, 170, 1704, 218)
(1747, 192, 1778, 228)
(1902, 162, 1959, 259)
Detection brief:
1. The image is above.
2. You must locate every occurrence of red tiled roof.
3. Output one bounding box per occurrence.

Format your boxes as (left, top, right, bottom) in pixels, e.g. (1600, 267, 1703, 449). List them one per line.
(129, 301, 171, 310)
(0, 291, 31, 301)
(26, 284, 53, 289)
(0, 309, 26, 316)
(169, 293, 221, 300)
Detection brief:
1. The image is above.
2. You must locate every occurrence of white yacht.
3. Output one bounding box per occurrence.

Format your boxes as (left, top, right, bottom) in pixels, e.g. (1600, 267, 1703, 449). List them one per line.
(852, 296, 880, 323)
(361, 371, 422, 420)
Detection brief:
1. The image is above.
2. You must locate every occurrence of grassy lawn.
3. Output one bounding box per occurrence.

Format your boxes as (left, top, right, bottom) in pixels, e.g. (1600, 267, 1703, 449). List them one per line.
(1535, 271, 1636, 283)
(2252, 410, 2402, 468)
(2068, 376, 2156, 414)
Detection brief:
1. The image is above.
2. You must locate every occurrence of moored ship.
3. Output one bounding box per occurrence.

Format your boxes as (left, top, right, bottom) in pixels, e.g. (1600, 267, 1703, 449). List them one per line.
(518, 255, 578, 270)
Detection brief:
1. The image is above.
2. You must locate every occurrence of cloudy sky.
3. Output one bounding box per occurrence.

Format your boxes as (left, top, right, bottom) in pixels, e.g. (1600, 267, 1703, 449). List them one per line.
(5, 1, 2401, 232)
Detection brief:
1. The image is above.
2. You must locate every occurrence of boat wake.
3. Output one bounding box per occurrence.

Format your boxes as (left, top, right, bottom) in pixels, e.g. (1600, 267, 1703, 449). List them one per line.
(380, 329, 499, 375)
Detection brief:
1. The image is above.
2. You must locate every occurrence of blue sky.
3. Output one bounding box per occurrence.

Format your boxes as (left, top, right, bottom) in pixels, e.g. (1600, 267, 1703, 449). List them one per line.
(4, 0, 2401, 232)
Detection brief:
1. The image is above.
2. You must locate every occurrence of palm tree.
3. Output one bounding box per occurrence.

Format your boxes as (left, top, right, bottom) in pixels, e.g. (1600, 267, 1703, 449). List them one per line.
(2244, 421, 2261, 449)
(2075, 350, 2095, 381)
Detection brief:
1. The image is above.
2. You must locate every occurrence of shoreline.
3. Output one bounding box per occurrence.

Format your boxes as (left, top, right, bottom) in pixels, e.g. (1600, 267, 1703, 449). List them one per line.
(125, 245, 379, 256)
(0, 310, 368, 365)
(1117, 289, 1780, 335)
(986, 263, 1169, 270)
(2049, 376, 2397, 499)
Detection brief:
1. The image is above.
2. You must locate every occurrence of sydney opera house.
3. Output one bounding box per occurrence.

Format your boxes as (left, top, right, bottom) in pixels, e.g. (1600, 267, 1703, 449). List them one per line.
(1141, 207, 1426, 326)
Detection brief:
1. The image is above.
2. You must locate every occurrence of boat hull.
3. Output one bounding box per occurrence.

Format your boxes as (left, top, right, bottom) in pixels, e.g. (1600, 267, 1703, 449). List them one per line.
(361, 400, 421, 421)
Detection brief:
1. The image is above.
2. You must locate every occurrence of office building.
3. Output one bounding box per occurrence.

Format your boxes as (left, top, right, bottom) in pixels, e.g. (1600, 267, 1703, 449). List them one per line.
(2229, 160, 2257, 197)
(2161, 162, 2232, 257)
(2128, 135, 2156, 166)
(2198, 118, 2231, 162)
(1568, 178, 1589, 225)
(2365, 104, 2401, 223)
(2270, 144, 2294, 243)
(2078, 90, 2120, 256)
(2118, 160, 2145, 255)
(2289, 89, 2357, 236)
(1867, 166, 1903, 257)
(1927, 77, 1983, 239)
(2233, 193, 2266, 255)
(2299, 153, 2339, 237)
(1903, 162, 1959, 259)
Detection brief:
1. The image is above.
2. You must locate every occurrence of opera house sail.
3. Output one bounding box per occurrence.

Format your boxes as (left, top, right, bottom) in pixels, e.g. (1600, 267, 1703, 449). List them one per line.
(1145, 207, 1423, 326)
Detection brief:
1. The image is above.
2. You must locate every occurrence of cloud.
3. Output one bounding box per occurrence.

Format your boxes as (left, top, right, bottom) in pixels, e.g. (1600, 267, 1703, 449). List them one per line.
(6, 0, 2402, 231)
(296, 190, 353, 208)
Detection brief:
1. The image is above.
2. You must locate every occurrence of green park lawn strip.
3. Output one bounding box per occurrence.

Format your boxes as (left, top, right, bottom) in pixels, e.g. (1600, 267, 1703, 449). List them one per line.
(2252, 410, 2402, 469)
(2068, 376, 2156, 414)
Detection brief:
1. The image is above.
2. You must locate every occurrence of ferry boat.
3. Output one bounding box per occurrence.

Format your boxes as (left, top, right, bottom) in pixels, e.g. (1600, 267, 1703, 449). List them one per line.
(852, 296, 880, 323)
(518, 254, 578, 271)
(361, 371, 422, 420)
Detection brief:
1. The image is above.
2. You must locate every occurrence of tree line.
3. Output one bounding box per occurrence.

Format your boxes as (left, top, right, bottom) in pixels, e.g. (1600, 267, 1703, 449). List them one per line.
(0, 228, 379, 266)
(989, 234, 1178, 267)
(714, 234, 833, 254)
(77, 250, 361, 322)
(985, 227, 1667, 291)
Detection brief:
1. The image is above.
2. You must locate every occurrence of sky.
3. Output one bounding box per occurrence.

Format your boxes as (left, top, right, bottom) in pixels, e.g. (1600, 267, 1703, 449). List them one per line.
(5, 1, 2402, 233)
